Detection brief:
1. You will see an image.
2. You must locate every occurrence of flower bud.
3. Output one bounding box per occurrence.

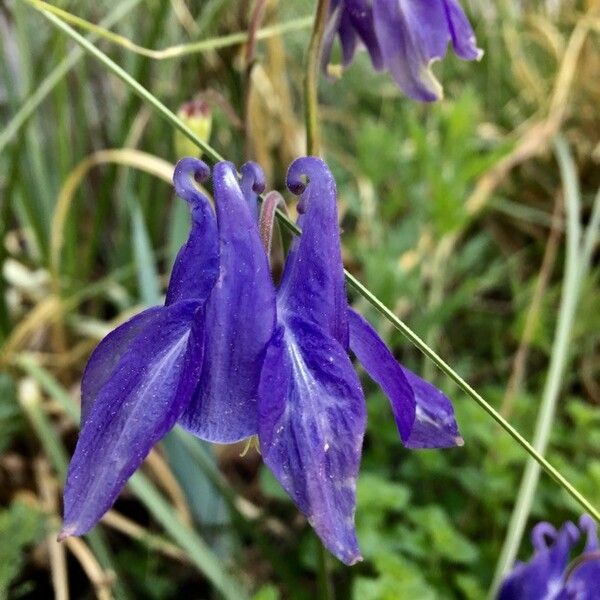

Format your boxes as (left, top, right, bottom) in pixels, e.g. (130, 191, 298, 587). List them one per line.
(174, 99, 213, 158)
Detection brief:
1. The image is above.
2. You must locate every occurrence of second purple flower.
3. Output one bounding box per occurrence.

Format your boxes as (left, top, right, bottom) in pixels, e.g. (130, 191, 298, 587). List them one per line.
(323, 0, 483, 101)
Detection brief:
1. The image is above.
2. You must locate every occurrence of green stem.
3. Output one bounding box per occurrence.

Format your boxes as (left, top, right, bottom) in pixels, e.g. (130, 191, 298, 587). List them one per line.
(317, 539, 335, 600)
(488, 136, 600, 597)
(28, 4, 600, 529)
(304, 0, 330, 155)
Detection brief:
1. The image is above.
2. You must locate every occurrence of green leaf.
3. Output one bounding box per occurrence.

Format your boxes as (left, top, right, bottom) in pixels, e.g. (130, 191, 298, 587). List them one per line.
(357, 473, 410, 513)
(354, 554, 437, 600)
(409, 506, 479, 565)
(0, 501, 46, 598)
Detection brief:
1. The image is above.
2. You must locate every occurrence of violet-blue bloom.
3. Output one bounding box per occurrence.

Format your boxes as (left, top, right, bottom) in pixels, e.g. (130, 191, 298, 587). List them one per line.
(61, 157, 272, 538)
(323, 0, 483, 101)
(62, 156, 462, 566)
(499, 515, 600, 599)
(258, 156, 462, 564)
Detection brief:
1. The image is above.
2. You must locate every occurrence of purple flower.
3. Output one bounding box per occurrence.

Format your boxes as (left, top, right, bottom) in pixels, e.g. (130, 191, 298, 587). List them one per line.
(257, 156, 461, 563)
(323, 0, 483, 101)
(61, 156, 462, 566)
(61, 158, 275, 538)
(499, 515, 600, 599)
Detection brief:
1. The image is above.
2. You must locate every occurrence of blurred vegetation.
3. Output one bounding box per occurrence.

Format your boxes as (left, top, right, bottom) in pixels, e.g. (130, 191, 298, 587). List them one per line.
(1, 0, 599, 598)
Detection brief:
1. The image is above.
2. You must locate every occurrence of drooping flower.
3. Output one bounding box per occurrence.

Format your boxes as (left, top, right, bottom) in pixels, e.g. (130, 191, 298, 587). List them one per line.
(257, 156, 462, 564)
(323, 0, 483, 101)
(498, 515, 600, 599)
(61, 156, 462, 567)
(60, 158, 274, 539)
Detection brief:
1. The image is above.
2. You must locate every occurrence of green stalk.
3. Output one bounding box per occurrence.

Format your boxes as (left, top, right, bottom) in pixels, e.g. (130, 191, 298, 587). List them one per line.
(489, 136, 600, 596)
(317, 539, 335, 600)
(303, 0, 330, 156)
(26, 2, 600, 529)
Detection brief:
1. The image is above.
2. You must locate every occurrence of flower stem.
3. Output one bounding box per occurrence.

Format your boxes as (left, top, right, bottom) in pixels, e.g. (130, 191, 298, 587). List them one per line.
(30, 4, 600, 529)
(304, 0, 330, 155)
(317, 538, 335, 600)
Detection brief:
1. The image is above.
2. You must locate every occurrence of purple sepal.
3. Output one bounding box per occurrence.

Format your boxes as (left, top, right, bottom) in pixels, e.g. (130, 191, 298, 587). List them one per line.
(61, 300, 205, 539)
(258, 317, 366, 565)
(347, 309, 461, 449)
(499, 522, 580, 600)
(179, 162, 276, 443)
(259, 157, 365, 564)
(80, 306, 163, 423)
(324, 0, 482, 101)
(402, 368, 463, 449)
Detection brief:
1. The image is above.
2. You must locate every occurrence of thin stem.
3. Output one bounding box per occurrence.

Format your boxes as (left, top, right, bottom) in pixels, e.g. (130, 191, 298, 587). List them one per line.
(304, 0, 330, 155)
(344, 269, 600, 524)
(29, 4, 600, 529)
(317, 539, 335, 600)
(488, 136, 593, 597)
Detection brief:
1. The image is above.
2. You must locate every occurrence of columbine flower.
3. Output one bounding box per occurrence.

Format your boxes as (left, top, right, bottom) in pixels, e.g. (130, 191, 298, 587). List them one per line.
(323, 0, 483, 101)
(61, 156, 461, 566)
(499, 515, 600, 599)
(257, 156, 461, 564)
(60, 158, 275, 538)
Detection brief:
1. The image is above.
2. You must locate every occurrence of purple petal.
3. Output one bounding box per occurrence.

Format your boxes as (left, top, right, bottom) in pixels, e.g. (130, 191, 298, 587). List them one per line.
(443, 0, 483, 61)
(347, 309, 461, 449)
(373, 0, 442, 101)
(61, 300, 204, 538)
(240, 161, 266, 222)
(322, 0, 345, 69)
(179, 162, 276, 443)
(564, 516, 600, 600)
(372, 0, 481, 101)
(80, 306, 163, 423)
(338, 6, 359, 66)
(345, 0, 383, 69)
(258, 316, 366, 565)
(282, 157, 348, 348)
(347, 308, 415, 442)
(499, 522, 579, 600)
(166, 158, 219, 306)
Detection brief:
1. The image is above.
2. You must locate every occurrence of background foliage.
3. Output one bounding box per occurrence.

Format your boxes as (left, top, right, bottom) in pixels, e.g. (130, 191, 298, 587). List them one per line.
(1, 0, 599, 598)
